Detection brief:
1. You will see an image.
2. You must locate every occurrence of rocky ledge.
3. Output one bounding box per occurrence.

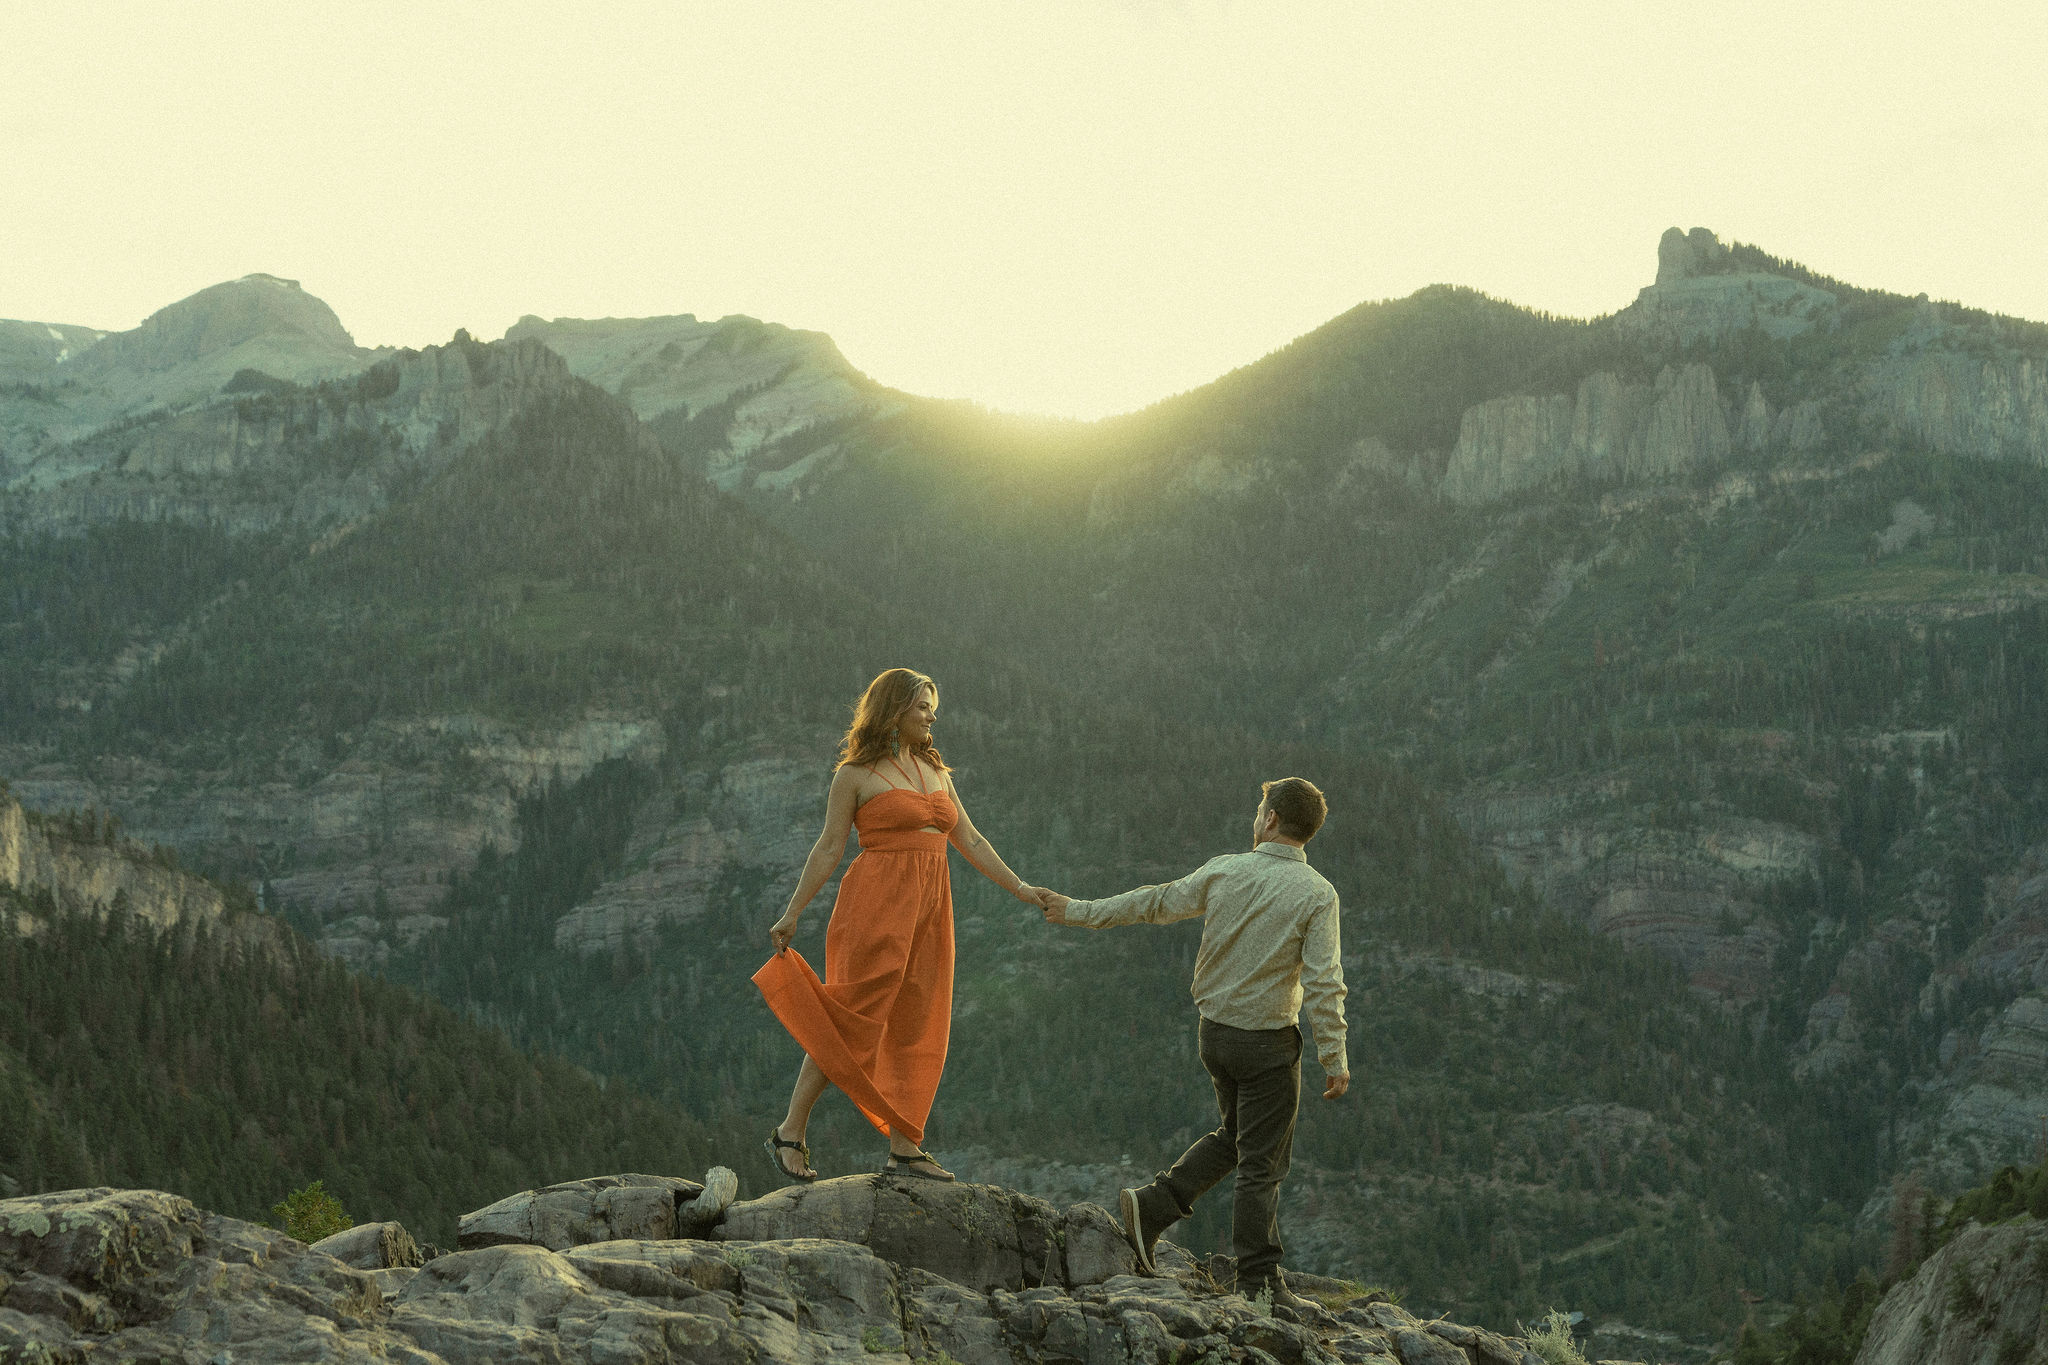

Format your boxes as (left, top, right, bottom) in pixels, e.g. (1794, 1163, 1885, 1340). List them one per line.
(0, 1171, 1642, 1365)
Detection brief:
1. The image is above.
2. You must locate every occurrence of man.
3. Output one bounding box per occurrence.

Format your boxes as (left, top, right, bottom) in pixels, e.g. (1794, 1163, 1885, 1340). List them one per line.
(1040, 777, 1347, 1308)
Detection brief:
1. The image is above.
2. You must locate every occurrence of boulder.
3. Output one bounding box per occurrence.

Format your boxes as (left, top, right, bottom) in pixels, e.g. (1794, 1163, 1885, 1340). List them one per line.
(902, 1266, 1016, 1365)
(312, 1218, 423, 1269)
(1059, 1198, 1142, 1285)
(0, 1186, 405, 1362)
(682, 1164, 740, 1230)
(1388, 1324, 1470, 1365)
(717, 1173, 1076, 1291)
(1, 1179, 1554, 1365)
(388, 1241, 754, 1365)
(457, 1170, 715, 1250)
(366, 1265, 419, 1301)
(1426, 1316, 1535, 1365)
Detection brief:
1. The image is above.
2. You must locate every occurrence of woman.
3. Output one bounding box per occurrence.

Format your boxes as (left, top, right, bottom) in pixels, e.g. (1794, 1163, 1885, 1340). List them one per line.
(753, 668, 1045, 1182)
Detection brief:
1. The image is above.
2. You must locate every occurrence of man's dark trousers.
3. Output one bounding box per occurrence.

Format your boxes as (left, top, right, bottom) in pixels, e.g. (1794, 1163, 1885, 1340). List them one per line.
(1131, 1018, 1301, 1288)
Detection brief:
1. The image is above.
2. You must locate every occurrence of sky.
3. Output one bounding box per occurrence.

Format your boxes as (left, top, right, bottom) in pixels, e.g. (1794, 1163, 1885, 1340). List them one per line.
(5, 1, 2047, 419)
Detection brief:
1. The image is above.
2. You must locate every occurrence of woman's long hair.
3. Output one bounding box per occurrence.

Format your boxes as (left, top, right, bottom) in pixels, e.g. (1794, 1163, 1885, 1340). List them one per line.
(838, 668, 950, 774)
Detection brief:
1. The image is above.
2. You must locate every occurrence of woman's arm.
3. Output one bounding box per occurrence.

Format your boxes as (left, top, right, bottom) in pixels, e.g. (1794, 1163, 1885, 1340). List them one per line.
(945, 774, 1040, 903)
(768, 766, 861, 951)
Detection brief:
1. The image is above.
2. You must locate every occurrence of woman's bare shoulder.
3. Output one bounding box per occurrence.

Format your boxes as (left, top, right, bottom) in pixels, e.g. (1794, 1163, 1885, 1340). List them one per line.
(832, 760, 882, 801)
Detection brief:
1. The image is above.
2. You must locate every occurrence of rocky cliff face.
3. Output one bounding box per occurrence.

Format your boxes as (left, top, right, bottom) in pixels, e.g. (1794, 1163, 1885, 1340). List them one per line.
(549, 754, 825, 957)
(1852, 1215, 2048, 1365)
(1856, 842, 2048, 1191)
(8, 333, 579, 530)
(0, 1176, 1623, 1365)
(1437, 227, 2048, 504)
(0, 793, 223, 935)
(505, 313, 896, 495)
(0, 275, 383, 473)
(1868, 351, 2048, 468)
(2, 712, 664, 967)
(1441, 364, 1755, 504)
(1920, 993, 2048, 1182)
(1456, 782, 1814, 1002)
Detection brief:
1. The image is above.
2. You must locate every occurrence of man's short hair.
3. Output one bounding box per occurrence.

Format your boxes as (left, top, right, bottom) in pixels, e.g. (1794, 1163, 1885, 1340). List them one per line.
(1261, 777, 1327, 842)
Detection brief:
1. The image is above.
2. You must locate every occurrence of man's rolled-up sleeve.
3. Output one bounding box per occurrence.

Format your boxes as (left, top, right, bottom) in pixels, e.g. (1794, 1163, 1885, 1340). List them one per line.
(1062, 858, 1226, 929)
(1301, 893, 1348, 1076)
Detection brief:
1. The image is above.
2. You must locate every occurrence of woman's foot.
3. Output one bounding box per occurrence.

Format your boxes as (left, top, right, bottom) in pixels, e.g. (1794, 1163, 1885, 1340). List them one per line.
(883, 1148, 955, 1181)
(765, 1126, 818, 1182)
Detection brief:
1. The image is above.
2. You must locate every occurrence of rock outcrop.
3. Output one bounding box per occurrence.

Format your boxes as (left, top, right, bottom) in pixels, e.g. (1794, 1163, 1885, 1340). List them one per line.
(1918, 993, 2048, 1184)
(715, 1175, 1134, 1293)
(1867, 351, 2048, 468)
(1440, 228, 2048, 503)
(1615, 228, 1838, 343)
(10, 332, 580, 531)
(0, 276, 383, 476)
(505, 313, 896, 496)
(458, 1172, 738, 1251)
(1440, 364, 1736, 504)
(1853, 1214, 2048, 1365)
(550, 755, 825, 956)
(4, 712, 664, 960)
(311, 1220, 425, 1271)
(1868, 842, 2048, 1190)
(0, 1176, 1618, 1365)
(1453, 784, 1816, 1002)
(0, 794, 224, 936)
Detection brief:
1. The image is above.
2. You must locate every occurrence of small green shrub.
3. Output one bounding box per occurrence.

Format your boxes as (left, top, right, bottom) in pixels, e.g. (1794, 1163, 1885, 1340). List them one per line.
(1521, 1310, 1589, 1365)
(271, 1180, 352, 1244)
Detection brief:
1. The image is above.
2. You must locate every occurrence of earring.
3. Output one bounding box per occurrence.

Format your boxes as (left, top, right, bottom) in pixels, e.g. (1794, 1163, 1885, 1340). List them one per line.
(888, 726, 901, 757)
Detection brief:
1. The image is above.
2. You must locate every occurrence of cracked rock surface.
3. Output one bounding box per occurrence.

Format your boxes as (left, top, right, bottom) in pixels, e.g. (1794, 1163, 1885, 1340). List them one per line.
(0, 1176, 1625, 1364)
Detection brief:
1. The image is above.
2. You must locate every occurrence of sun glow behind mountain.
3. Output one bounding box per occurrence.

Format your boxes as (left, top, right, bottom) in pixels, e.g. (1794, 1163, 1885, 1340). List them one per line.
(5, 1, 2047, 418)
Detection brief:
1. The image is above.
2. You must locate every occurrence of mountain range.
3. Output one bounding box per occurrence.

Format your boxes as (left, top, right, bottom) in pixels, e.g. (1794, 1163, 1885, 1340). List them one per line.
(6, 226, 2048, 1357)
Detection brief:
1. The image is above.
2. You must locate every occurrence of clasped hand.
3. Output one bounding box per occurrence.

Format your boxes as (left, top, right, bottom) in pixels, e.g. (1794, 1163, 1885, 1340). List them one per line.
(1015, 885, 1071, 924)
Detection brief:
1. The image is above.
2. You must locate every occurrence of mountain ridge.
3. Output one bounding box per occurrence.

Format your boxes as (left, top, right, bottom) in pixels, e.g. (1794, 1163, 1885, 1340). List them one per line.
(10, 225, 2048, 1351)
(12, 226, 2047, 511)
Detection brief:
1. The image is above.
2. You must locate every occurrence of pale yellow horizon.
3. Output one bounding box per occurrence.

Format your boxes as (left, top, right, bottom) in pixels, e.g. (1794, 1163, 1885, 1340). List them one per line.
(5, 1, 2046, 419)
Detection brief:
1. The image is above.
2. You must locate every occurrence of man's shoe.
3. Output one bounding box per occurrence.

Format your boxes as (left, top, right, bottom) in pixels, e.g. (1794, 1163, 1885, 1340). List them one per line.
(1239, 1271, 1314, 1316)
(1117, 1188, 1158, 1275)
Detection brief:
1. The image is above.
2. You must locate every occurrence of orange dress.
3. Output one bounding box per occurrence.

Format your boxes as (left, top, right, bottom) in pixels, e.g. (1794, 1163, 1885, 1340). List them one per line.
(753, 764, 958, 1145)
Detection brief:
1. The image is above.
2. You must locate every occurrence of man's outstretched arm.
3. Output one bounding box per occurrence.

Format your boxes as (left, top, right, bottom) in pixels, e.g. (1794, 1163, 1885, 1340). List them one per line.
(1040, 859, 1229, 929)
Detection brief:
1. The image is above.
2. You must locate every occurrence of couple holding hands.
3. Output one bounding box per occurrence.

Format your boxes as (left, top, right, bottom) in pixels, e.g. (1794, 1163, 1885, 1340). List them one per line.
(752, 669, 1349, 1303)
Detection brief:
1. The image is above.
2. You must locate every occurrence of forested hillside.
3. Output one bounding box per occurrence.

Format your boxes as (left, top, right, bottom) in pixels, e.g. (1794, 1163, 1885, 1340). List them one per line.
(0, 805, 733, 1248)
(7, 229, 2048, 1354)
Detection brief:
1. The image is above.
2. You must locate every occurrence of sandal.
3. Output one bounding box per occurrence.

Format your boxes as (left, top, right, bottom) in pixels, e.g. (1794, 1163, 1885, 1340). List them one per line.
(884, 1149, 955, 1182)
(764, 1130, 818, 1183)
